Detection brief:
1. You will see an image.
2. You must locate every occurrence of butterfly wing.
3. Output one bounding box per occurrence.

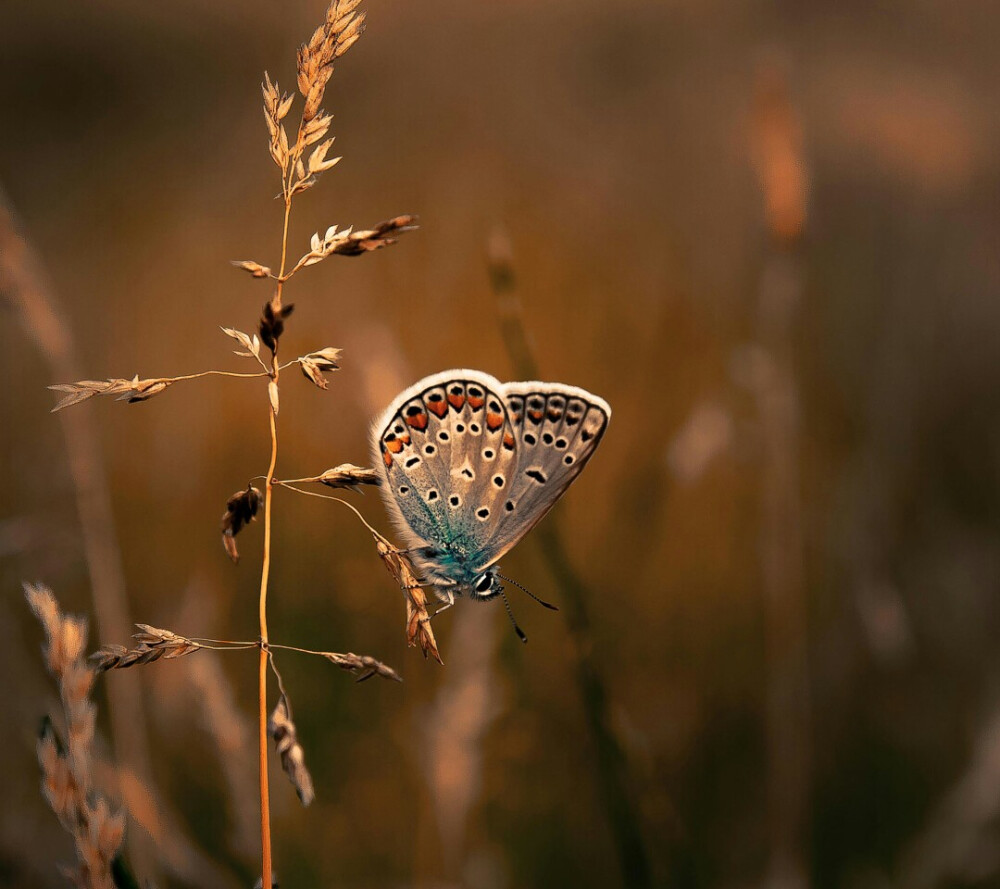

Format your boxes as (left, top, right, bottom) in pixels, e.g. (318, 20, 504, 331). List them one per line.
(474, 381, 611, 569)
(372, 369, 519, 586)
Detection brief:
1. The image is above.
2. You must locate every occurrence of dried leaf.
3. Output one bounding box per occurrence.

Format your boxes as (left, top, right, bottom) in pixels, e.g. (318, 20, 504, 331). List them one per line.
(221, 485, 263, 563)
(269, 694, 315, 806)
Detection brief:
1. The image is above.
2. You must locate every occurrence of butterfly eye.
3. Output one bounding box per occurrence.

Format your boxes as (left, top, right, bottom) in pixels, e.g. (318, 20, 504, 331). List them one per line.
(475, 574, 492, 593)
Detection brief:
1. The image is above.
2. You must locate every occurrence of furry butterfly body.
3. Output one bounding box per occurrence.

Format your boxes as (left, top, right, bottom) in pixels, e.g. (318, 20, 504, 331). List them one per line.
(372, 369, 610, 608)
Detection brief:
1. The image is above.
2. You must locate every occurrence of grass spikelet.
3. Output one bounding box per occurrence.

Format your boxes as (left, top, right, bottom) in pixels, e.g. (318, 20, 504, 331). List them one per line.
(321, 651, 402, 682)
(222, 485, 263, 563)
(268, 694, 315, 806)
(91, 625, 203, 672)
(373, 536, 443, 664)
(26, 584, 125, 888)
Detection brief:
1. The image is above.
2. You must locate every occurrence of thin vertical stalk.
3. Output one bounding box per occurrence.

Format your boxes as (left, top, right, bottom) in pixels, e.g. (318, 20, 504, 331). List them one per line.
(257, 405, 278, 889)
(257, 190, 291, 889)
(487, 236, 666, 888)
(750, 65, 811, 889)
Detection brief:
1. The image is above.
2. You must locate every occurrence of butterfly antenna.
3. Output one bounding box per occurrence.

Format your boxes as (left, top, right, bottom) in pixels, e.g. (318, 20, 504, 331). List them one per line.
(499, 591, 528, 643)
(497, 573, 559, 611)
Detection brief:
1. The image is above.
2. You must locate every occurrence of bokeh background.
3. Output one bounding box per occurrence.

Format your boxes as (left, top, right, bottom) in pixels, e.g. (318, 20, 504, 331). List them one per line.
(3, 1, 1000, 887)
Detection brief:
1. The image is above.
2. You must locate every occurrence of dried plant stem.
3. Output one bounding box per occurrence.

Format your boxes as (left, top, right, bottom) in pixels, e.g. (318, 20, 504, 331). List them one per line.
(171, 368, 288, 382)
(257, 403, 279, 889)
(256, 158, 293, 889)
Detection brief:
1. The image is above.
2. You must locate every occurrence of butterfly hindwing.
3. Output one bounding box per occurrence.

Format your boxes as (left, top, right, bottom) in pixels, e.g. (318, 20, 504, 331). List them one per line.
(373, 370, 609, 591)
(373, 371, 519, 583)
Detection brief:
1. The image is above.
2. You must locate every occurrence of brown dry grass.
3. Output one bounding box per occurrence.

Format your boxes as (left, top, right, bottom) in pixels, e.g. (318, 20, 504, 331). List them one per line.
(27, 584, 125, 889)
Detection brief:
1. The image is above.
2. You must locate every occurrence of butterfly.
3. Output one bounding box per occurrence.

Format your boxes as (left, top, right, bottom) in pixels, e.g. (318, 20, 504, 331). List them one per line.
(372, 369, 610, 624)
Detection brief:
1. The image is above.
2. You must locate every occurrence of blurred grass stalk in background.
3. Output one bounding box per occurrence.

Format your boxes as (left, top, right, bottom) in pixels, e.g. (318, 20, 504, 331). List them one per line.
(748, 60, 811, 889)
(487, 230, 668, 889)
(0, 186, 160, 882)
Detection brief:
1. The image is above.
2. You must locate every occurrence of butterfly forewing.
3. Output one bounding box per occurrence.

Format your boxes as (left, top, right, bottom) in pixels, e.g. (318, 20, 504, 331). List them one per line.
(476, 383, 610, 568)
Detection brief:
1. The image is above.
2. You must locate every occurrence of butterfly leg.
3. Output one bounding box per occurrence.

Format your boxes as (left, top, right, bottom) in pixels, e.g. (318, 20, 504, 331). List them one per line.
(431, 584, 458, 617)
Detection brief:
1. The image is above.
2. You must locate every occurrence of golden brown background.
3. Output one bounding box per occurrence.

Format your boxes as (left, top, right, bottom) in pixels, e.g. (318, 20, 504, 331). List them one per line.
(3, 0, 1000, 887)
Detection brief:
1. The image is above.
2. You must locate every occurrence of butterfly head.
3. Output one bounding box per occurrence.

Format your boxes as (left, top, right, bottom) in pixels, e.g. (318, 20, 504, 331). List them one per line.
(469, 567, 504, 602)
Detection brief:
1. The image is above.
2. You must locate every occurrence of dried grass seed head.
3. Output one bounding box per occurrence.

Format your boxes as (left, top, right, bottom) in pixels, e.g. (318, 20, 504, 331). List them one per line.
(372, 537, 443, 664)
(297, 346, 342, 389)
(318, 463, 379, 490)
(48, 375, 173, 412)
(222, 484, 263, 563)
(269, 694, 315, 806)
(259, 300, 295, 355)
(91, 624, 203, 672)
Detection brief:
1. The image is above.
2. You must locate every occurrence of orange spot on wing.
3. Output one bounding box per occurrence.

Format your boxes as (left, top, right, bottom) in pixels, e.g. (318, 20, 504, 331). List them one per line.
(486, 412, 504, 431)
(427, 399, 448, 418)
(547, 409, 562, 422)
(467, 395, 485, 410)
(448, 393, 465, 410)
(386, 438, 404, 453)
(383, 450, 393, 468)
(502, 432, 515, 450)
(529, 410, 544, 422)
(405, 412, 428, 430)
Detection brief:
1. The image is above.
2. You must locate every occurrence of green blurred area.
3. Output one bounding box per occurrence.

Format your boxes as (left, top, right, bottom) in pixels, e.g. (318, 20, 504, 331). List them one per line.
(3, 1, 1000, 887)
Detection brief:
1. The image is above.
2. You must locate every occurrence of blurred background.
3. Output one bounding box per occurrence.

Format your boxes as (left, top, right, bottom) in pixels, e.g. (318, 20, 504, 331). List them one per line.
(3, 0, 1000, 887)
